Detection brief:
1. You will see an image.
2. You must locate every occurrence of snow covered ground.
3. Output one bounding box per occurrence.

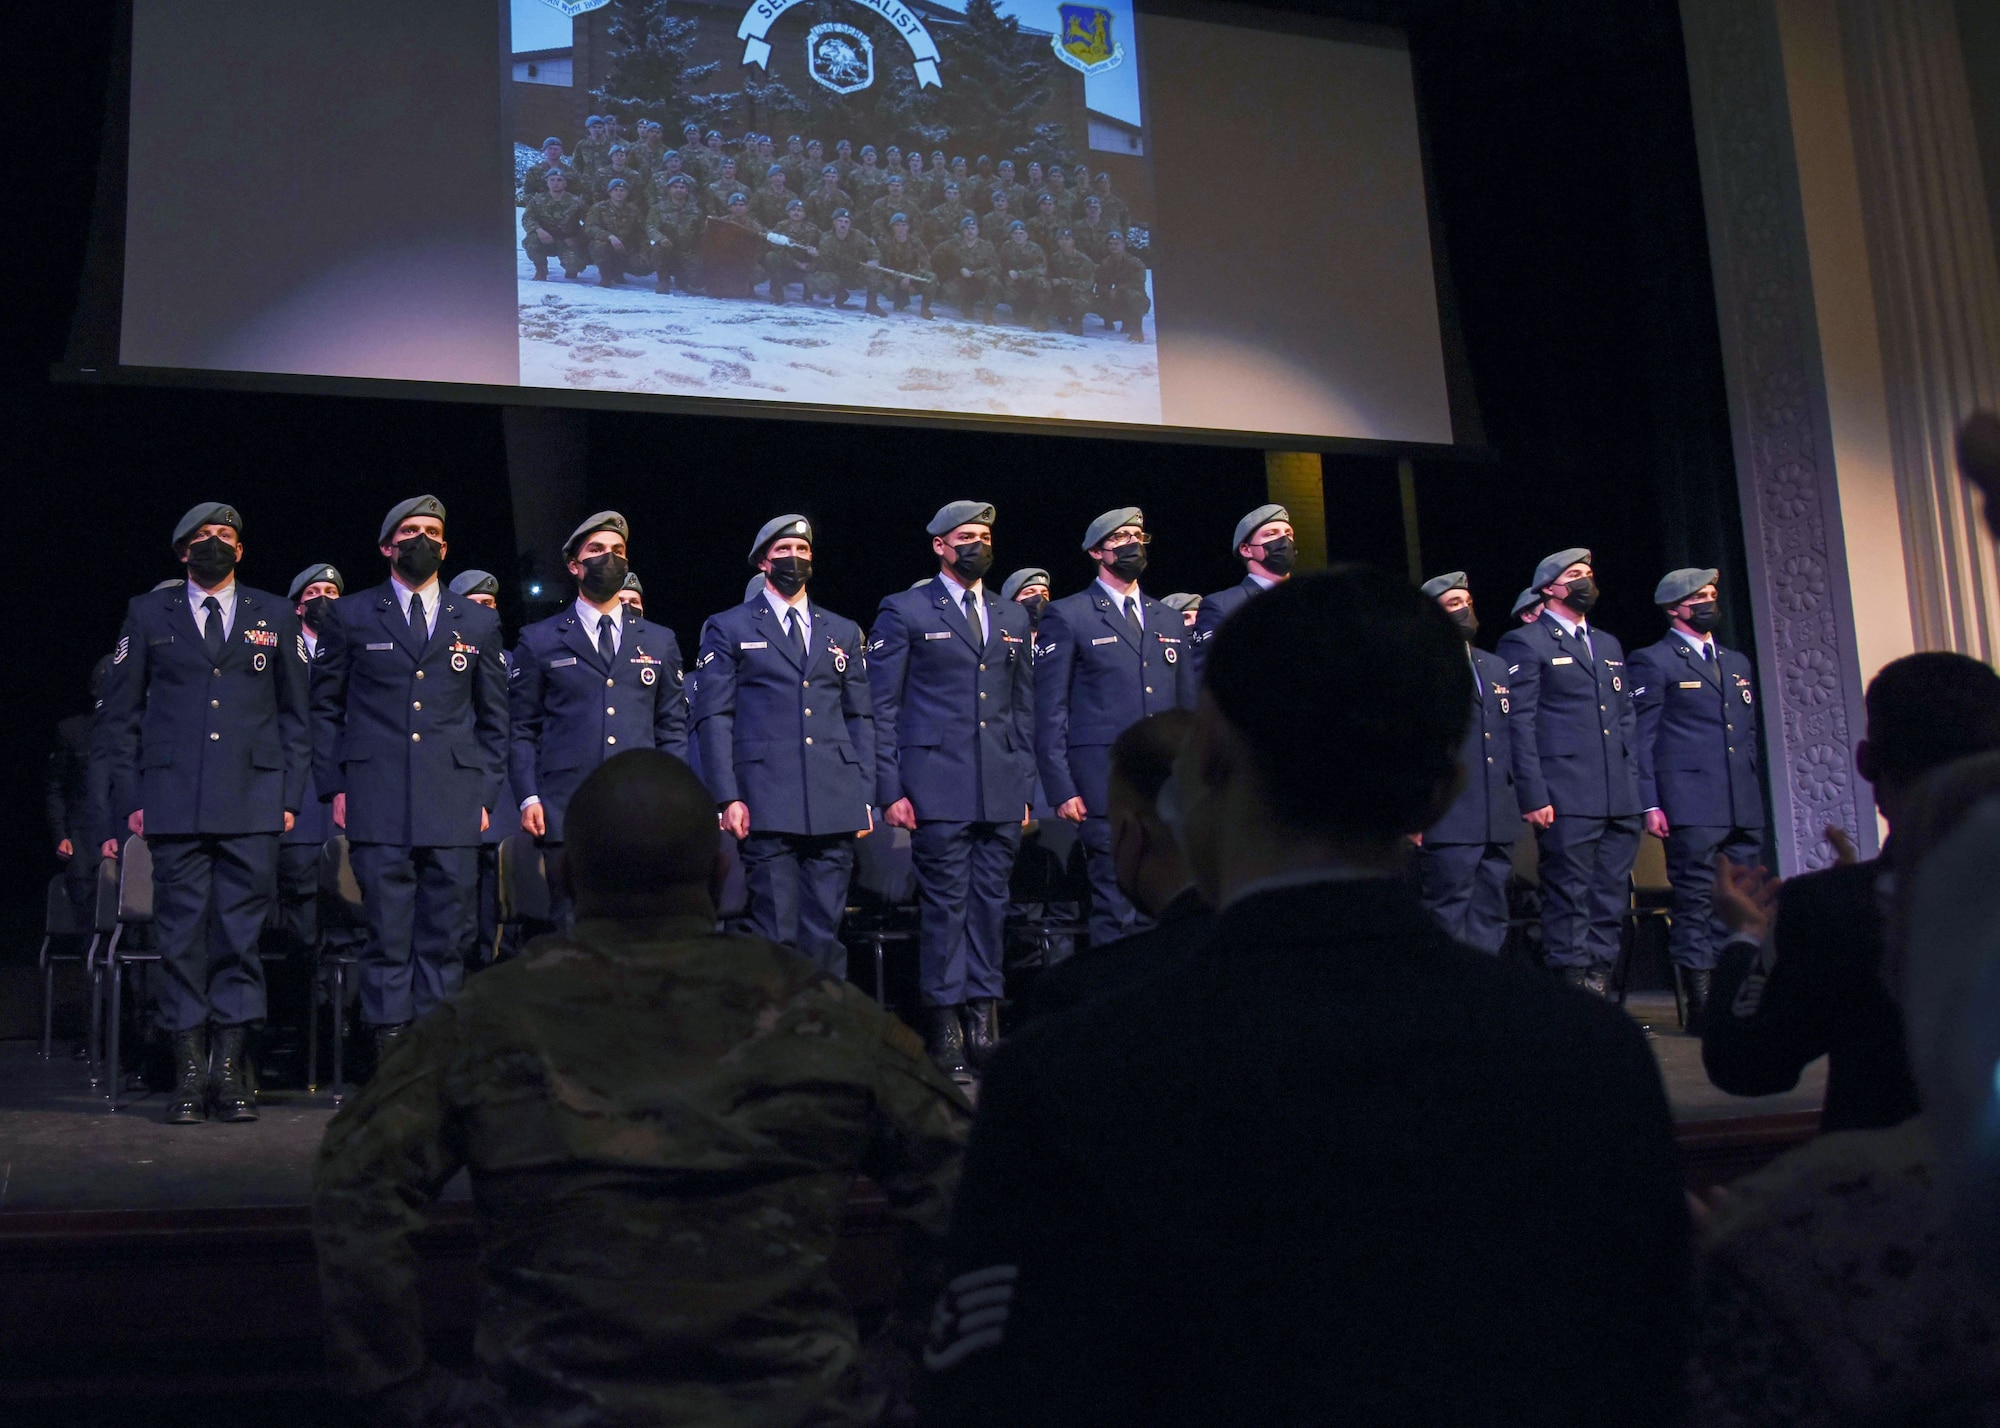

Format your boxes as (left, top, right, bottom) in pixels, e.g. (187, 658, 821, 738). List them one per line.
(514, 250, 1163, 425)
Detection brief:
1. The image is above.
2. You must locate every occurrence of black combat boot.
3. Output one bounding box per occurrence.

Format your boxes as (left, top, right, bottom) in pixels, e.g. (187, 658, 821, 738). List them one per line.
(1683, 967, 1714, 1036)
(926, 1006, 971, 1082)
(373, 1021, 412, 1075)
(962, 1000, 1001, 1071)
(1557, 966, 1589, 990)
(210, 1025, 259, 1123)
(1581, 966, 1610, 999)
(165, 1027, 209, 1125)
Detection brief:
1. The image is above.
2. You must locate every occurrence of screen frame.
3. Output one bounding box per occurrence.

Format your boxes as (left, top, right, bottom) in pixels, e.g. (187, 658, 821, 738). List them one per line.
(57, 0, 1491, 460)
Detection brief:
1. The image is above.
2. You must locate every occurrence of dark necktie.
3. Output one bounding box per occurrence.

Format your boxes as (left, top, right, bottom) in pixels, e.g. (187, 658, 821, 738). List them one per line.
(201, 596, 224, 662)
(1123, 596, 1142, 642)
(598, 614, 616, 665)
(963, 591, 982, 645)
(787, 607, 806, 659)
(1702, 642, 1713, 664)
(408, 593, 426, 641)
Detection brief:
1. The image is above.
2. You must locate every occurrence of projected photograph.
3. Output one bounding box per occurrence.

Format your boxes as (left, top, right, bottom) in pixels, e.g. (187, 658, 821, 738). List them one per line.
(509, 0, 1161, 423)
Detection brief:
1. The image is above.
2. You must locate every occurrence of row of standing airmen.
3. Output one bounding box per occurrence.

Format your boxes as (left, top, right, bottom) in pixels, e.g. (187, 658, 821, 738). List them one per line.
(87, 496, 1762, 1116)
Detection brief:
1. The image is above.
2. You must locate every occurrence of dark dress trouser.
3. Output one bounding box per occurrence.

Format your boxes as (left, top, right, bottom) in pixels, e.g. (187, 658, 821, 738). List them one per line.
(1663, 824, 1764, 971)
(739, 831, 857, 980)
(1415, 842, 1513, 955)
(1536, 814, 1642, 970)
(912, 820, 1021, 1006)
(1079, 815, 1150, 948)
(348, 843, 474, 1027)
(148, 833, 278, 1032)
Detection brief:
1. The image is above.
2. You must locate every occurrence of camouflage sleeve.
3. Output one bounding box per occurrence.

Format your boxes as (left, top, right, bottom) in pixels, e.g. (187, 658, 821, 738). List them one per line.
(310, 1009, 470, 1403)
(862, 1009, 973, 1367)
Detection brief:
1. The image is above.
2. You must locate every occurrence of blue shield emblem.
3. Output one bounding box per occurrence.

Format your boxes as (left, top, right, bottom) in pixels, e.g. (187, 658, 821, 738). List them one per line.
(808, 22, 875, 95)
(1053, 5, 1125, 75)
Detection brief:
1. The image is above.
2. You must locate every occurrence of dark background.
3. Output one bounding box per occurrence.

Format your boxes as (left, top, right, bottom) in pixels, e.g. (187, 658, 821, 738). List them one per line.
(1, 0, 1742, 931)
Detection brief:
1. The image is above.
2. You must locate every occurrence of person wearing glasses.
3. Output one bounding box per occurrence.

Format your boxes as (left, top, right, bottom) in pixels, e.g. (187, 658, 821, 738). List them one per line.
(1034, 508, 1196, 947)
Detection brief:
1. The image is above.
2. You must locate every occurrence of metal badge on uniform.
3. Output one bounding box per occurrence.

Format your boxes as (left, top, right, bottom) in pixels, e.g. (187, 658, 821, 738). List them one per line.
(1741, 688, 1753, 704)
(640, 666, 656, 685)
(1551, 656, 1574, 665)
(1164, 646, 1178, 664)
(1612, 676, 1622, 692)
(830, 643, 849, 673)
(550, 656, 577, 668)
(253, 652, 267, 671)
(452, 653, 468, 672)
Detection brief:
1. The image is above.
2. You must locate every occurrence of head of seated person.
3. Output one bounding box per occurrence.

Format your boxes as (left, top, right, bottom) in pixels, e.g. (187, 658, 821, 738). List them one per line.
(1108, 709, 1199, 920)
(1175, 566, 1471, 904)
(561, 748, 725, 923)
(1858, 652, 2000, 832)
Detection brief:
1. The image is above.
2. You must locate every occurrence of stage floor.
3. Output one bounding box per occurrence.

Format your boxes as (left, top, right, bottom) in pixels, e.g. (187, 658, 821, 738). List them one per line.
(0, 993, 1823, 1215)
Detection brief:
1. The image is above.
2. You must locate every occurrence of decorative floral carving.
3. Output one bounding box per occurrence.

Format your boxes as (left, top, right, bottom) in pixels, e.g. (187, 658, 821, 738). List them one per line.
(1784, 648, 1840, 708)
(1772, 554, 1827, 613)
(1792, 744, 1848, 802)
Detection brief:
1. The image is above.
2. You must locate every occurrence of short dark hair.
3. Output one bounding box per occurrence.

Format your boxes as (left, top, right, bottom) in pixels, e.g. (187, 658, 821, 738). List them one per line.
(1109, 709, 1196, 809)
(1203, 567, 1470, 839)
(563, 751, 717, 914)
(1865, 652, 2000, 782)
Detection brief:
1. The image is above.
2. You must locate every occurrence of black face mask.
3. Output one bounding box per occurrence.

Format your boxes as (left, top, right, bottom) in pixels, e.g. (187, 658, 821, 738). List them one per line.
(1253, 536, 1296, 578)
(1104, 544, 1148, 581)
(1683, 600, 1721, 635)
(185, 536, 238, 585)
(950, 541, 994, 583)
(1449, 606, 1479, 642)
(766, 555, 812, 596)
(1019, 593, 1048, 625)
(393, 534, 443, 584)
(300, 596, 336, 632)
(624, 604, 644, 624)
(1558, 575, 1599, 616)
(575, 552, 628, 602)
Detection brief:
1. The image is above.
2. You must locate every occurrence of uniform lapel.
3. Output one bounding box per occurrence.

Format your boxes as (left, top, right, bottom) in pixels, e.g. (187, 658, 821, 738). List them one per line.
(423, 598, 460, 664)
(933, 578, 977, 648)
(561, 613, 607, 672)
(761, 598, 807, 672)
(1101, 591, 1139, 652)
(163, 588, 203, 652)
(382, 592, 425, 661)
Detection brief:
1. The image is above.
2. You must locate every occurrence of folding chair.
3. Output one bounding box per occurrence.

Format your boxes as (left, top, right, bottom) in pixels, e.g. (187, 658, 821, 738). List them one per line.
(1008, 820, 1090, 968)
(497, 832, 552, 953)
(307, 836, 369, 1098)
(104, 835, 158, 1113)
(846, 825, 919, 1004)
(83, 852, 120, 1087)
(1612, 835, 1675, 1010)
(37, 872, 85, 1060)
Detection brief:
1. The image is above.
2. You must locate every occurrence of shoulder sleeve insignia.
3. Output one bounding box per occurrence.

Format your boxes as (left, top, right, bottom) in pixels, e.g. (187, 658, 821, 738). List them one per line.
(114, 635, 130, 665)
(1508, 664, 1520, 675)
(297, 634, 309, 664)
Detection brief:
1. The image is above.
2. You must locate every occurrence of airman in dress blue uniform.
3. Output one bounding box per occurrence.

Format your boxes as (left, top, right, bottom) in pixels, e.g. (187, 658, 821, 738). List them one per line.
(270, 563, 348, 1001)
(509, 513, 688, 927)
(1188, 503, 1295, 683)
(310, 497, 509, 1062)
(94, 504, 311, 1124)
(870, 501, 1036, 1080)
(1413, 572, 1522, 954)
(1630, 567, 1765, 1030)
(1495, 548, 1642, 995)
(449, 569, 515, 964)
(693, 516, 875, 978)
(1035, 508, 1197, 947)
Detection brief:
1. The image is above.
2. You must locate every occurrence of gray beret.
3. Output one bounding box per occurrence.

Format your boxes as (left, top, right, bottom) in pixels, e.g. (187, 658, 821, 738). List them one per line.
(1511, 586, 1545, 619)
(448, 569, 499, 598)
(173, 502, 242, 548)
(929, 500, 997, 537)
(1083, 507, 1144, 551)
(745, 574, 768, 603)
(749, 513, 813, 565)
(1419, 571, 1468, 600)
(1161, 592, 1203, 613)
(152, 578, 186, 592)
(1000, 568, 1051, 602)
(1654, 567, 1719, 606)
(380, 495, 446, 545)
(563, 510, 629, 556)
(910, 578, 935, 589)
(621, 570, 644, 596)
(1531, 547, 1592, 592)
(288, 563, 344, 601)
(1231, 504, 1290, 553)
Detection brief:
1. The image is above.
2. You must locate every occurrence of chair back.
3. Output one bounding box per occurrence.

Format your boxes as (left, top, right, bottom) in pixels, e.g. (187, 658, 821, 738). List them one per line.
(44, 872, 81, 938)
(498, 832, 551, 924)
(116, 835, 154, 924)
(1632, 833, 1672, 895)
(714, 831, 749, 919)
(318, 836, 368, 929)
(851, 825, 917, 906)
(1509, 826, 1540, 888)
(93, 853, 121, 933)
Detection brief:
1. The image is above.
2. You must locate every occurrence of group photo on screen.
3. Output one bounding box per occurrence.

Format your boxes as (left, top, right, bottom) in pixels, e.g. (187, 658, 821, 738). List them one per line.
(511, 0, 1162, 422)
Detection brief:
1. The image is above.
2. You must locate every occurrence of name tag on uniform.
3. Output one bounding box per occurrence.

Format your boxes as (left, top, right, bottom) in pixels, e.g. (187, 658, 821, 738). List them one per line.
(1679, 680, 1703, 689)
(923, 632, 952, 642)
(1551, 656, 1574, 665)
(1092, 636, 1120, 646)
(148, 635, 174, 647)
(365, 642, 395, 652)
(550, 657, 577, 668)
(740, 641, 768, 650)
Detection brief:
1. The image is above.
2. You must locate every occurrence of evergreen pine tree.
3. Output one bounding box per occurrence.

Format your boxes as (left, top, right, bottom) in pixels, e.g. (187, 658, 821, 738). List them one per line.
(591, 0, 723, 134)
(933, 0, 1061, 163)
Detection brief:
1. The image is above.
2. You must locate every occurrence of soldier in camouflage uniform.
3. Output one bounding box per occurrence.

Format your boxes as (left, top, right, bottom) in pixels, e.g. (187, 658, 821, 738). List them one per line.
(629, 120, 665, 178)
(832, 138, 856, 185)
(991, 160, 1029, 222)
(312, 750, 969, 1428)
(1026, 161, 1045, 199)
(752, 165, 798, 231)
(995, 221, 1052, 331)
(706, 156, 744, 217)
(593, 144, 646, 204)
(646, 176, 705, 294)
(850, 146, 888, 209)
(764, 199, 821, 304)
(876, 213, 935, 318)
(1027, 192, 1066, 257)
(519, 138, 580, 203)
(926, 182, 971, 247)
(804, 165, 854, 233)
(903, 151, 935, 212)
(1072, 195, 1111, 261)
(585, 179, 655, 286)
(883, 144, 903, 179)
(778, 134, 810, 190)
(869, 174, 911, 242)
(803, 139, 827, 185)
(1045, 165, 1077, 222)
(571, 116, 612, 185)
(647, 148, 696, 209)
(933, 214, 1001, 324)
(682, 124, 712, 181)
(978, 188, 1021, 245)
(1092, 229, 1151, 342)
(1047, 227, 1098, 335)
(809, 209, 881, 312)
(522, 168, 587, 280)
(1091, 170, 1133, 235)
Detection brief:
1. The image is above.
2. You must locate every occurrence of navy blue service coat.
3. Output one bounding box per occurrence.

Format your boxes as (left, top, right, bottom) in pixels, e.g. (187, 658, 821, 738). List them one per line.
(692, 597, 874, 836)
(1425, 646, 1523, 845)
(1186, 573, 1267, 681)
(310, 583, 508, 848)
(95, 584, 311, 841)
(1629, 635, 1764, 829)
(868, 577, 1035, 823)
(508, 609, 687, 843)
(1494, 615, 1641, 818)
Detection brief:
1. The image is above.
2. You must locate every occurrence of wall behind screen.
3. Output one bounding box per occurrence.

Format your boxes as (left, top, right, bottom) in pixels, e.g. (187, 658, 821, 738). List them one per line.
(121, 0, 517, 384)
